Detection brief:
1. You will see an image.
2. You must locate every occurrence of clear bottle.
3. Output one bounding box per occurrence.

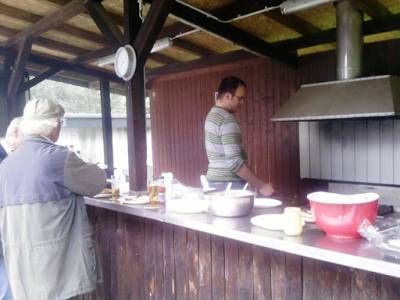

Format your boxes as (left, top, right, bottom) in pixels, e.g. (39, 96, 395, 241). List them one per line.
(164, 172, 174, 203)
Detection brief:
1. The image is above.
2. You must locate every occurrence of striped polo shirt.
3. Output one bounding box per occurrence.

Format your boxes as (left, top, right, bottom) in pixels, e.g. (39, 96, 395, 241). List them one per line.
(205, 106, 247, 181)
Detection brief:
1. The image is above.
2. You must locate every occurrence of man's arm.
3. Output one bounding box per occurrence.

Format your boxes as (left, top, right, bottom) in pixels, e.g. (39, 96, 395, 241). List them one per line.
(63, 151, 107, 197)
(236, 164, 274, 196)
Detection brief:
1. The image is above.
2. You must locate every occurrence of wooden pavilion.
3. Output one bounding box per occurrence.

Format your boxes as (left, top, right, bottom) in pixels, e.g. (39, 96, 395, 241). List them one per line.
(0, 0, 400, 299)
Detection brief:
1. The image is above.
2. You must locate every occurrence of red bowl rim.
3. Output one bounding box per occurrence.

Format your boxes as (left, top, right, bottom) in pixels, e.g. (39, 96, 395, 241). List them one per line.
(307, 191, 379, 205)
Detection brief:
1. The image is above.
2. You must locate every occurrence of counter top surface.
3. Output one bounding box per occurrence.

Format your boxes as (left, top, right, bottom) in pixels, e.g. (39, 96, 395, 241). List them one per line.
(84, 197, 400, 278)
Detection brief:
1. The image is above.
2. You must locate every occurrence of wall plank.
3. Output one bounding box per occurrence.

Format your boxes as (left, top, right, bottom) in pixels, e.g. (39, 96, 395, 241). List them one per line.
(394, 120, 400, 184)
(355, 120, 367, 182)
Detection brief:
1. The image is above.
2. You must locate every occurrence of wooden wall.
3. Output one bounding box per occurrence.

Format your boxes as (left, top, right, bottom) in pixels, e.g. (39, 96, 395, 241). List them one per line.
(84, 206, 400, 300)
(149, 39, 400, 202)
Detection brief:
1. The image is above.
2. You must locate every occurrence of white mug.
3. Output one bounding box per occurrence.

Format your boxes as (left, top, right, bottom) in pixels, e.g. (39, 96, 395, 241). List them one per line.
(283, 207, 303, 236)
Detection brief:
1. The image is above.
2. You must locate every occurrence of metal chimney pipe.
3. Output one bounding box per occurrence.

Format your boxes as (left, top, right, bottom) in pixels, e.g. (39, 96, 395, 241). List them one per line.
(336, 0, 363, 80)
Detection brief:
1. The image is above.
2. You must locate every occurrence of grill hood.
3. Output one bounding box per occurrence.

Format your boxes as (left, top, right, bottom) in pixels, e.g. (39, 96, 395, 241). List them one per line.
(271, 75, 400, 121)
(272, 0, 400, 122)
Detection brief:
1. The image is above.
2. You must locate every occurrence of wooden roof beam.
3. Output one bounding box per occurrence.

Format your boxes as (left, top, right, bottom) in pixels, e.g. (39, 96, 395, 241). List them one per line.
(352, 0, 392, 18)
(7, 36, 33, 115)
(85, 0, 124, 44)
(0, 3, 107, 45)
(156, 0, 297, 67)
(0, 46, 123, 83)
(133, 0, 174, 64)
(19, 67, 62, 92)
(3, 0, 89, 47)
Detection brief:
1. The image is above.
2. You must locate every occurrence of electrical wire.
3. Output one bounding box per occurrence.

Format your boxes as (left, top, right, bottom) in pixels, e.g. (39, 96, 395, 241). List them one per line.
(174, 0, 281, 24)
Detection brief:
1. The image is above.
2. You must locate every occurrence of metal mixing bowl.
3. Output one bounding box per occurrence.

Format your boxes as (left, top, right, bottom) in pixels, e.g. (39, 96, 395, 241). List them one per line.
(205, 190, 255, 217)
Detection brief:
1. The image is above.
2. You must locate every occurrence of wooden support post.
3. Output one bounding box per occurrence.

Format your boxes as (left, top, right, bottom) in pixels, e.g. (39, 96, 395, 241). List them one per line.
(124, 0, 146, 190)
(125, 0, 172, 190)
(100, 78, 114, 177)
(0, 48, 15, 134)
(7, 36, 32, 120)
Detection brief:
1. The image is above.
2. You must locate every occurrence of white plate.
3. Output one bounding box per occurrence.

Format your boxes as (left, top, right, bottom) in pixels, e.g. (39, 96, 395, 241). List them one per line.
(122, 195, 150, 205)
(254, 198, 282, 208)
(93, 193, 112, 198)
(250, 214, 284, 230)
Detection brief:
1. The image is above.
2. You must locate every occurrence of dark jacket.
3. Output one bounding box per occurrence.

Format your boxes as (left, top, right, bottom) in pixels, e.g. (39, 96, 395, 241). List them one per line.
(0, 144, 7, 164)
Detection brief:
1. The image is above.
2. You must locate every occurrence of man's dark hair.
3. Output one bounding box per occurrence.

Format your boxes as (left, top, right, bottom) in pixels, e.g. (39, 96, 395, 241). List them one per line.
(216, 76, 246, 100)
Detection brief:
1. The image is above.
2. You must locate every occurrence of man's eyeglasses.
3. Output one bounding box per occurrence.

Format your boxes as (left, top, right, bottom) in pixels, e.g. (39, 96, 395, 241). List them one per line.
(232, 94, 245, 102)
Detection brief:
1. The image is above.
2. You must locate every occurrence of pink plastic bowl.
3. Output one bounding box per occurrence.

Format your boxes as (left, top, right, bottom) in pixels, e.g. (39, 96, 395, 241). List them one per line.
(307, 192, 379, 239)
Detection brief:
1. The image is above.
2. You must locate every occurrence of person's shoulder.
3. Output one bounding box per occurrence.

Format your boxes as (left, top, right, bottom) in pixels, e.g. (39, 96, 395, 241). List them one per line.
(207, 107, 231, 123)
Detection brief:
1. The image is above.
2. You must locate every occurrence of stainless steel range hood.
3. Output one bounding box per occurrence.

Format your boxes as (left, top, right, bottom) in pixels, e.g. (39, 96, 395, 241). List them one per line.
(271, 75, 400, 121)
(271, 0, 400, 121)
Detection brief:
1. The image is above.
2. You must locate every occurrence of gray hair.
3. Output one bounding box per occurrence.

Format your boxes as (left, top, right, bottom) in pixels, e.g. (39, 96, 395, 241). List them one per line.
(20, 99, 65, 137)
(20, 118, 61, 137)
(5, 117, 22, 146)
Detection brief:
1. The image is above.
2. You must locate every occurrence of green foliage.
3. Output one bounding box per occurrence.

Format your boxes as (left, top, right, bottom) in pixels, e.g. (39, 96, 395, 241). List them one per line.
(30, 79, 127, 114)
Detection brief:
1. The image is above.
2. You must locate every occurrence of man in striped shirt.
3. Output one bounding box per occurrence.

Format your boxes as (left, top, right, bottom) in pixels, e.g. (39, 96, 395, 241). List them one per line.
(204, 76, 274, 196)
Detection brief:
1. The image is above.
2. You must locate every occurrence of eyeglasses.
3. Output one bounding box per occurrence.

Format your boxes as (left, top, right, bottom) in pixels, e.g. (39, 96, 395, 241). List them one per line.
(232, 94, 245, 102)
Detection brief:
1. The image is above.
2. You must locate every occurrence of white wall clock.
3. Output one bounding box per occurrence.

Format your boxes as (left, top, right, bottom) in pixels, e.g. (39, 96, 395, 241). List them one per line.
(114, 45, 137, 81)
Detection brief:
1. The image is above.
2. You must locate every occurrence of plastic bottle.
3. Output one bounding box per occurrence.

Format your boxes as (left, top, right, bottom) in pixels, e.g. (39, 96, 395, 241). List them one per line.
(164, 172, 174, 203)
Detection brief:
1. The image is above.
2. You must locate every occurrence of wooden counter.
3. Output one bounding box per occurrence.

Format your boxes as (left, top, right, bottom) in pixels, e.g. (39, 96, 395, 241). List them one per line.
(84, 198, 400, 300)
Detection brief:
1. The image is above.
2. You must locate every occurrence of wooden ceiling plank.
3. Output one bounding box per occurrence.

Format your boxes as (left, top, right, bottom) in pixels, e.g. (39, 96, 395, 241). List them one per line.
(46, 0, 124, 26)
(158, 22, 194, 39)
(19, 67, 62, 92)
(214, 0, 283, 21)
(147, 49, 256, 78)
(352, 0, 391, 18)
(34, 36, 87, 56)
(73, 45, 118, 63)
(274, 13, 400, 51)
(0, 24, 90, 56)
(172, 39, 215, 56)
(162, 0, 297, 67)
(3, 0, 89, 47)
(0, 3, 106, 45)
(264, 10, 320, 34)
(134, 0, 174, 64)
(150, 52, 181, 65)
(7, 36, 33, 112)
(85, 0, 124, 44)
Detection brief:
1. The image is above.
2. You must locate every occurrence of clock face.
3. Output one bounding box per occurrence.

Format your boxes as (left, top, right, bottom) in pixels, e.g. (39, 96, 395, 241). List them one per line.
(115, 49, 129, 76)
(114, 45, 137, 81)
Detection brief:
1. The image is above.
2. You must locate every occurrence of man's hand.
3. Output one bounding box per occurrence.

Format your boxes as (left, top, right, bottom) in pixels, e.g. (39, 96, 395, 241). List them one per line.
(259, 183, 275, 197)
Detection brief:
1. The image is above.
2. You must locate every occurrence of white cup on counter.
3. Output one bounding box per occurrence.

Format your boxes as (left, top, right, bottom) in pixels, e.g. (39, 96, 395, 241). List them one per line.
(283, 207, 304, 236)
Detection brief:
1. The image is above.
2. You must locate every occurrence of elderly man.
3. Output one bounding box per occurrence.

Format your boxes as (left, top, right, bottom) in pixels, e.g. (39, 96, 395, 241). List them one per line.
(0, 99, 106, 300)
(0, 117, 22, 300)
(0, 117, 22, 163)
